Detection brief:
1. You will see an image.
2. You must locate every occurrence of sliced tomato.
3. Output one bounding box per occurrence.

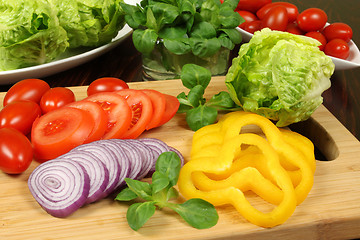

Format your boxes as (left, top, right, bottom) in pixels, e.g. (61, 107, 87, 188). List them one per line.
(116, 89, 153, 139)
(84, 92, 132, 139)
(157, 94, 180, 126)
(65, 100, 108, 143)
(141, 89, 166, 130)
(31, 107, 95, 161)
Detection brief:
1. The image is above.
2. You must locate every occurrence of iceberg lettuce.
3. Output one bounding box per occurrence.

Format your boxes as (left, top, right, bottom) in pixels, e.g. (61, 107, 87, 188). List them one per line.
(225, 28, 335, 127)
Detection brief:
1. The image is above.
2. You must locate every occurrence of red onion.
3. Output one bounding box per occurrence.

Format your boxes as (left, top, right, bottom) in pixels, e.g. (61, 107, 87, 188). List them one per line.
(28, 159, 90, 218)
(60, 150, 109, 204)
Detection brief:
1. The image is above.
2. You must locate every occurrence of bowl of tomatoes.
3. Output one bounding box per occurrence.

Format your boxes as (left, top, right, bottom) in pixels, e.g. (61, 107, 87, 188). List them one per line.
(234, 0, 360, 70)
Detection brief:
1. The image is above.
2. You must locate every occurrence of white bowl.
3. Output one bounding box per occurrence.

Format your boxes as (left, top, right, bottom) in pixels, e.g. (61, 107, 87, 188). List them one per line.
(237, 27, 360, 71)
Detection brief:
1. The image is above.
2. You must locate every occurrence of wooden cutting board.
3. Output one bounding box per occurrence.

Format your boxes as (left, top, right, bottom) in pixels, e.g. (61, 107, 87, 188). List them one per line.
(1, 77, 360, 240)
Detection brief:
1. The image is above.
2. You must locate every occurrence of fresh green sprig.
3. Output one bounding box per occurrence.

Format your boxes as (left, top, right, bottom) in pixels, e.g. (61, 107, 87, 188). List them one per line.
(177, 64, 239, 131)
(115, 151, 219, 231)
(120, 0, 243, 57)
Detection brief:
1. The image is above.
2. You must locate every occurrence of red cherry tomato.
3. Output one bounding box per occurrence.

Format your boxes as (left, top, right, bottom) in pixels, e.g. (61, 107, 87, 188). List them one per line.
(244, 20, 262, 33)
(237, 10, 258, 29)
(257, 2, 298, 22)
(236, 0, 272, 13)
(3, 79, 50, 107)
(296, 8, 327, 32)
(260, 5, 288, 31)
(324, 39, 350, 60)
(31, 107, 95, 161)
(66, 100, 109, 143)
(87, 77, 129, 96)
(305, 31, 327, 51)
(0, 128, 33, 174)
(141, 89, 166, 130)
(0, 100, 41, 136)
(286, 22, 304, 35)
(84, 92, 132, 139)
(116, 89, 153, 139)
(322, 22, 353, 43)
(157, 94, 180, 126)
(40, 87, 76, 114)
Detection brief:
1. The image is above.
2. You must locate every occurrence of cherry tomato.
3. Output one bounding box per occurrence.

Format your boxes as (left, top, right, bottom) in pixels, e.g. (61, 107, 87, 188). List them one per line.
(286, 22, 304, 35)
(260, 5, 288, 31)
(158, 94, 180, 126)
(324, 39, 350, 60)
(40, 87, 76, 114)
(31, 107, 95, 161)
(237, 10, 258, 29)
(257, 2, 298, 22)
(297, 8, 327, 32)
(244, 20, 262, 33)
(84, 92, 132, 139)
(66, 100, 108, 143)
(116, 89, 153, 139)
(87, 77, 129, 96)
(0, 128, 33, 174)
(0, 100, 41, 136)
(236, 0, 272, 13)
(305, 31, 327, 51)
(3, 79, 50, 107)
(322, 22, 353, 43)
(141, 89, 166, 130)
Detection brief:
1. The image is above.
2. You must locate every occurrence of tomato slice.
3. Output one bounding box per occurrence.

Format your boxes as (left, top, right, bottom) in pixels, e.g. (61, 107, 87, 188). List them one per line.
(84, 92, 132, 139)
(116, 89, 153, 139)
(65, 100, 108, 143)
(31, 107, 95, 161)
(141, 89, 166, 130)
(158, 94, 180, 126)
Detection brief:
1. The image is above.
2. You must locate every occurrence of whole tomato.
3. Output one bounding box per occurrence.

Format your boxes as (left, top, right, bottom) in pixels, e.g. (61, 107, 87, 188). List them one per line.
(0, 100, 42, 136)
(3, 79, 50, 107)
(40, 87, 76, 114)
(237, 10, 258, 29)
(236, 0, 272, 13)
(260, 5, 288, 31)
(257, 2, 298, 22)
(244, 20, 262, 33)
(87, 77, 129, 96)
(0, 128, 33, 174)
(324, 39, 350, 60)
(286, 22, 304, 35)
(305, 31, 327, 51)
(297, 8, 327, 32)
(322, 22, 353, 43)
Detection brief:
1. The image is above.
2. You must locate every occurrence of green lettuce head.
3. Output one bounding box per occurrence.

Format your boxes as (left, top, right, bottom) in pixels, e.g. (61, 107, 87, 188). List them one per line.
(225, 28, 335, 127)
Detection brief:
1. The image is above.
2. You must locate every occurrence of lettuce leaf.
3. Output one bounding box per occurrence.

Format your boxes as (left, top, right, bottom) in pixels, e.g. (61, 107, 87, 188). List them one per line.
(225, 28, 335, 127)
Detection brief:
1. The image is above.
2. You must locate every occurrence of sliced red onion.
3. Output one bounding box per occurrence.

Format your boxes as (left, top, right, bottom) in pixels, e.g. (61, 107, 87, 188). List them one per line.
(28, 159, 90, 218)
(60, 150, 109, 204)
(138, 138, 170, 175)
(125, 139, 154, 180)
(73, 142, 120, 196)
(97, 140, 130, 189)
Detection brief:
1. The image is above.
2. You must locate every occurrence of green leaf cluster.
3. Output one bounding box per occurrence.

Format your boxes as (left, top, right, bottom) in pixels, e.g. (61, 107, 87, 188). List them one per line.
(115, 151, 219, 230)
(177, 64, 239, 131)
(120, 0, 243, 56)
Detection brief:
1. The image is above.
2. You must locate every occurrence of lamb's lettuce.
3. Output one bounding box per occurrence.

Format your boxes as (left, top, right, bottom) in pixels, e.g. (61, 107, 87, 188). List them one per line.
(225, 28, 335, 127)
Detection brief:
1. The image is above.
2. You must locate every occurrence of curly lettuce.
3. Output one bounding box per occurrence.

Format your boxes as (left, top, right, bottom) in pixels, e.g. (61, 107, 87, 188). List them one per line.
(225, 28, 335, 127)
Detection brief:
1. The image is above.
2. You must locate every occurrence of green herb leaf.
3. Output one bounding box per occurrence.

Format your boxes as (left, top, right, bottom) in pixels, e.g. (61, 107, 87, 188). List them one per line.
(126, 202, 156, 231)
(189, 22, 216, 39)
(220, 28, 242, 45)
(155, 152, 181, 187)
(159, 26, 187, 39)
(125, 178, 153, 201)
(146, 8, 158, 30)
(186, 105, 218, 131)
(132, 29, 158, 55)
(180, 64, 211, 89)
(173, 198, 219, 229)
(166, 187, 179, 201)
(206, 91, 236, 109)
(218, 7, 242, 29)
(187, 85, 206, 107)
(115, 187, 138, 201)
(120, 3, 146, 29)
(190, 37, 221, 58)
(152, 3, 180, 28)
(151, 171, 170, 194)
(163, 38, 191, 55)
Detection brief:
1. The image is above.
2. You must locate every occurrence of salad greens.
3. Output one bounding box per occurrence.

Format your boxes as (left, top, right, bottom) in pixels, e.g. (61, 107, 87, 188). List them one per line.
(225, 28, 335, 127)
(177, 64, 238, 131)
(0, 0, 125, 71)
(115, 151, 218, 230)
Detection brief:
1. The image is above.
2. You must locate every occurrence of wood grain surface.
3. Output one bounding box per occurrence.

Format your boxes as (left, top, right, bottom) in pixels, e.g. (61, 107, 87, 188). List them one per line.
(1, 77, 360, 240)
